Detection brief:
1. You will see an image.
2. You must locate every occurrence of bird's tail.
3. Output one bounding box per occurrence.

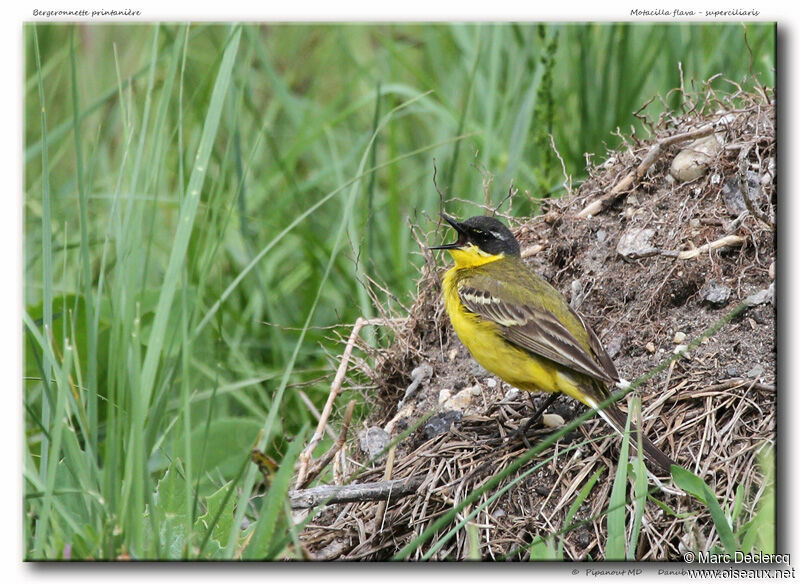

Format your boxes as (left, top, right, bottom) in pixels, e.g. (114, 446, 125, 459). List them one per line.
(588, 397, 676, 474)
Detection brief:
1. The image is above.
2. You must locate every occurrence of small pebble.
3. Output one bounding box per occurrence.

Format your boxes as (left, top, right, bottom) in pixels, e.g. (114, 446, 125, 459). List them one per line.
(722, 171, 761, 216)
(359, 427, 391, 461)
(445, 385, 480, 410)
(673, 331, 687, 344)
(423, 410, 463, 439)
(438, 389, 451, 404)
(769, 261, 775, 280)
(485, 378, 497, 388)
(469, 361, 489, 376)
(750, 307, 768, 325)
(448, 348, 458, 361)
(645, 342, 656, 353)
(702, 281, 731, 307)
(747, 364, 764, 379)
(605, 335, 624, 359)
(670, 134, 722, 182)
(744, 283, 774, 307)
(535, 485, 551, 497)
(504, 387, 520, 401)
(542, 413, 565, 428)
(673, 344, 689, 356)
(617, 227, 657, 259)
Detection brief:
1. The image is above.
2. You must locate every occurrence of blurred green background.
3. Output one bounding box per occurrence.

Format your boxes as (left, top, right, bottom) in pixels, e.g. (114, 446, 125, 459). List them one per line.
(23, 22, 774, 559)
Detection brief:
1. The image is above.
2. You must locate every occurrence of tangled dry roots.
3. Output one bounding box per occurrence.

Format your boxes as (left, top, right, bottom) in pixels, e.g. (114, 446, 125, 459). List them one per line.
(296, 81, 775, 561)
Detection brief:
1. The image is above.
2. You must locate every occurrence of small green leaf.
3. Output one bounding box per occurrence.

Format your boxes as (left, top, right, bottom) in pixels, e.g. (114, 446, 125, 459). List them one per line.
(530, 535, 558, 560)
(741, 490, 774, 554)
(671, 465, 709, 501)
(194, 481, 236, 559)
(154, 458, 190, 559)
(188, 417, 264, 480)
(672, 465, 739, 555)
(702, 482, 739, 555)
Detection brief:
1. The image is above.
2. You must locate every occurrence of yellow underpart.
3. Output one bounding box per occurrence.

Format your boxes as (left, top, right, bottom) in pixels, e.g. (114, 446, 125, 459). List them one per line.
(448, 244, 502, 268)
(442, 258, 594, 409)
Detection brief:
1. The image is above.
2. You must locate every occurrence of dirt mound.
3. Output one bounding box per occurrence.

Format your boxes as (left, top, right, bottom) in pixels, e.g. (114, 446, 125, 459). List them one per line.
(297, 83, 775, 560)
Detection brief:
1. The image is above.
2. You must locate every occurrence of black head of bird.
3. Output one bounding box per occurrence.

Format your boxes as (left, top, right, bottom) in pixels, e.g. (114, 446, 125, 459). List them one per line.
(431, 215, 521, 257)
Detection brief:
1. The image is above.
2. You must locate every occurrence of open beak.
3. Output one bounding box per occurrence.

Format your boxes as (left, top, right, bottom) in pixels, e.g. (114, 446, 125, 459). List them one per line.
(429, 214, 468, 250)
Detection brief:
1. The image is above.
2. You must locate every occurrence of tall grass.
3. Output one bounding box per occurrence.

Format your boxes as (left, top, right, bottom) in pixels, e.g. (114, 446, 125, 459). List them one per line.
(23, 22, 774, 559)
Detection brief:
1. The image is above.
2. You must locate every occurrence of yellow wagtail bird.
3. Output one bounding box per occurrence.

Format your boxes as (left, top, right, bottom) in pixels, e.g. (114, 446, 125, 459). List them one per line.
(430, 214, 675, 473)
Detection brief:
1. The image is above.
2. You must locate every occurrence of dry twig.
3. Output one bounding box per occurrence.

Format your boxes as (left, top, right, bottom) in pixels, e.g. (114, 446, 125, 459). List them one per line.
(298, 400, 357, 489)
(296, 317, 401, 487)
(289, 476, 424, 509)
(577, 125, 717, 219)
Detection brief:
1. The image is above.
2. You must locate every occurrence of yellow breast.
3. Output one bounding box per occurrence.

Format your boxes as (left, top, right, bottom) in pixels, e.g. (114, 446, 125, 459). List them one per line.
(441, 266, 561, 394)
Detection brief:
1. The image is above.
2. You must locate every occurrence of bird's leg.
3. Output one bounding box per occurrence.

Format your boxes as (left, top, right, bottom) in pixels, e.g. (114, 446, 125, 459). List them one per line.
(467, 392, 561, 483)
(517, 392, 559, 440)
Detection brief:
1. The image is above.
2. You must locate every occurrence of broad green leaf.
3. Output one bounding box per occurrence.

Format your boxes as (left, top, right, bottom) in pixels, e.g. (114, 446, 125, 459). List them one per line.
(673, 465, 739, 555)
(530, 535, 558, 560)
(188, 417, 264, 480)
(194, 481, 237, 559)
(154, 458, 190, 559)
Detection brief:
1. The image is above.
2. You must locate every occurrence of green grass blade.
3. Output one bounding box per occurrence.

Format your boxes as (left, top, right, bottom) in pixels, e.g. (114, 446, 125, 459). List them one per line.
(627, 397, 648, 559)
(672, 465, 740, 554)
(138, 26, 241, 413)
(243, 427, 307, 559)
(30, 23, 54, 558)
(605, 407, 631, 560)
(69, 26, 99, 458)
(557, 465, 605, 559)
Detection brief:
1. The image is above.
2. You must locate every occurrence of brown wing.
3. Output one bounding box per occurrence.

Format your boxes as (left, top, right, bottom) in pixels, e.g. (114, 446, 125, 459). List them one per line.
(575, 311, 619, 382)
(458, 278, 618, 384)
